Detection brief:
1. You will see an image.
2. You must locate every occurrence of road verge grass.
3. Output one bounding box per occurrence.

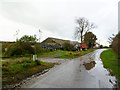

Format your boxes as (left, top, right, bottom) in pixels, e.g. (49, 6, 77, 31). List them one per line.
(2, 58, 54, 88)
(100, 49, 120, 80)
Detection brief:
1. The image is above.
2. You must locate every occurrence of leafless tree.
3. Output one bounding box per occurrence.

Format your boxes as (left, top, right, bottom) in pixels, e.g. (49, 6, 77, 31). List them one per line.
(108, 34, 115, 44)
(74, 17, 96, 43)
(38, 29, 42, 43)
(14, 29, 20, 41)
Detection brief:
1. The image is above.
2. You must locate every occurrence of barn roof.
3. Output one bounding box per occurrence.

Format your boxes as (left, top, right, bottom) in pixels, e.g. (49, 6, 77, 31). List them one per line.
(41, 37, 79, 46)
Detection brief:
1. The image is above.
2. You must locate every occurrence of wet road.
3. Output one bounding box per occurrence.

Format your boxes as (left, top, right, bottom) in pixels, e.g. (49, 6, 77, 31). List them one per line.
(22, 49, 117, 88)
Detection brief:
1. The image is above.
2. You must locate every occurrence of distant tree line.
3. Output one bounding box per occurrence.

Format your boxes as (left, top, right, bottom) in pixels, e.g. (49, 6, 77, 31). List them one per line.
(18, 35, 38, 44)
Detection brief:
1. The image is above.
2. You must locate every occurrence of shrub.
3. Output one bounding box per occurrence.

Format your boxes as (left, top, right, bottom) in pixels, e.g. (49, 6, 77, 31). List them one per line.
(5, 42, 34, 57)
(63, 42, 74, 51)
(112, 32, 120, 66)
(112, 33, 120, 55)
(2, 42, 14, 56)
(99, 45, 103, 48)
(35, 60, 41, 65)
(34, 44, 44, 54)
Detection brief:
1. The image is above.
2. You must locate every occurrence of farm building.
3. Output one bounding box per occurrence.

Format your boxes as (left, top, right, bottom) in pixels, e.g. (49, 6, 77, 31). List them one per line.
(40, 37, 80, 51)
(80, 43, 88, 50)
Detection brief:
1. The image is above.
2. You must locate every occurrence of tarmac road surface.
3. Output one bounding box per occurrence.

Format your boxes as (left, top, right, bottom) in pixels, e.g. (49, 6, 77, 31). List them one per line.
(21, 49, 117, 88)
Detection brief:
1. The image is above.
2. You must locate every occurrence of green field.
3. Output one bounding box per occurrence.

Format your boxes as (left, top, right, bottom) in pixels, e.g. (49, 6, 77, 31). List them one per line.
(100, 49, 120, 80)
(38, 49, 96, 59)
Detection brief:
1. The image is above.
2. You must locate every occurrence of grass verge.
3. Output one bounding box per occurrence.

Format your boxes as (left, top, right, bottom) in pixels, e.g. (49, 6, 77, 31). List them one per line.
(100, 49, 120, 80)
(2, 58, 54, 88)
(39, 49, 96, 59)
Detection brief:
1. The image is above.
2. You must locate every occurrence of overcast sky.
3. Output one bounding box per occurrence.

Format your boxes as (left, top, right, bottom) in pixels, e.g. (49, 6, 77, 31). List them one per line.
(0, 0, 118, 46)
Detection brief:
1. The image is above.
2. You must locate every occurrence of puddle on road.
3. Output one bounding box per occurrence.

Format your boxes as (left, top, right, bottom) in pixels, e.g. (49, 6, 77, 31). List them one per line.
(82, 50, 117, 88)
(83, 61, 96, 70)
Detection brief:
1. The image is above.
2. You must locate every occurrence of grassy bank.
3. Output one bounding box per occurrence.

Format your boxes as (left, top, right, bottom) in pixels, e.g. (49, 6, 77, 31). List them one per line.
(2, 58, 54, 88)
(100, 49, 120, 80)
(39, 49, 96, 59)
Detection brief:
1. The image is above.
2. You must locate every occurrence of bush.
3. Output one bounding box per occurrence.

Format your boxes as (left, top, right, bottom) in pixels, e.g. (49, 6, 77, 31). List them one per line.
(99, 45, 103, 48)
(35, 60, 41, 65)
(63, 42, 74, 51)
(112, 33, 120, 55)
(2, 42, 14, 54)
(5, 42, 34, 57)
(34, 44, 44, 54)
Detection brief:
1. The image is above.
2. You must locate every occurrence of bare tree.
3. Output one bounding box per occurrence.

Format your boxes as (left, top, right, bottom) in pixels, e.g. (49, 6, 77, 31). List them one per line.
(38, 29, 42, 43)
(14, 29, 20, 41)
(74, 17, 96, 43)
(108, 34, 115, 44)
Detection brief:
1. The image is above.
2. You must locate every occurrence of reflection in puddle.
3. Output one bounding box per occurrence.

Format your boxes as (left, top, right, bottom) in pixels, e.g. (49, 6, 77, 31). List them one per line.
(83, 61, 96, 70)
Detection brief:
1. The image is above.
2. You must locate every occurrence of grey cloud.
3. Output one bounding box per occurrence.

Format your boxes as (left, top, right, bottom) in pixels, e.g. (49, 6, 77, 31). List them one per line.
(0, 0, 118, 45)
